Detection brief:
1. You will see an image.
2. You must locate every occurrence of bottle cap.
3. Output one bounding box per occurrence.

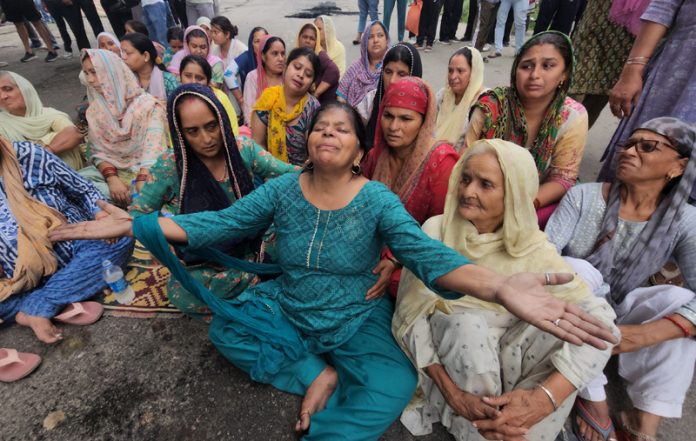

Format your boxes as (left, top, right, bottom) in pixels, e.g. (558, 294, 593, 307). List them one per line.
(102, 259, 112, 268)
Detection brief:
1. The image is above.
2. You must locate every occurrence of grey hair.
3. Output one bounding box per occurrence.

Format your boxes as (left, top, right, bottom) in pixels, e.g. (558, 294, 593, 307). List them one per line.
(461, 142, 498, 168)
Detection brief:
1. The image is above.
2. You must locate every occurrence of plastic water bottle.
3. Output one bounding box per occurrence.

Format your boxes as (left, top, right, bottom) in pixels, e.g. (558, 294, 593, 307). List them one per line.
(102, 259, 135, 305)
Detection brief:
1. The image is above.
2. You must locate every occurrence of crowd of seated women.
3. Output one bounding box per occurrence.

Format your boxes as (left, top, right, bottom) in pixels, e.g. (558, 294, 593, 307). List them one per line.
(0, 11, 694, 441)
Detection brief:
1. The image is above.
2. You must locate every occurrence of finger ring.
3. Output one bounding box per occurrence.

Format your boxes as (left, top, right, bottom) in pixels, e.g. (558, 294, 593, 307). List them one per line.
(300, 410, 310, 416)
(544, 273, 551, 285)
(553, 318, 561, 327)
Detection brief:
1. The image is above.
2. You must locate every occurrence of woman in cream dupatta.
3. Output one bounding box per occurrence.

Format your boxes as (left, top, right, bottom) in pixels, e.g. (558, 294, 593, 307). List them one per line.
(435, 47, 485, 151)
(392, 139, 619, 440)
(0, 71, 84, 170)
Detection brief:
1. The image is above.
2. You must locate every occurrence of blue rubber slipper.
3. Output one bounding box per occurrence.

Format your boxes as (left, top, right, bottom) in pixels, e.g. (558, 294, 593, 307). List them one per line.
(571, 399, 617, 441)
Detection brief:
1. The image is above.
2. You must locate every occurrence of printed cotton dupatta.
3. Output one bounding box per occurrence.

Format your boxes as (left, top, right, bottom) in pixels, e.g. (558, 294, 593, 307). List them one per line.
(473, 31, 576, 179)
(252, 85, 308, 163)
(0, 136, 66, 301)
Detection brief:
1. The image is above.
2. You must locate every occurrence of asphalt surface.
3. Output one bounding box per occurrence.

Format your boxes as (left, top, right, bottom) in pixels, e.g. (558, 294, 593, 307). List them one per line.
(0, 1, 693, 440)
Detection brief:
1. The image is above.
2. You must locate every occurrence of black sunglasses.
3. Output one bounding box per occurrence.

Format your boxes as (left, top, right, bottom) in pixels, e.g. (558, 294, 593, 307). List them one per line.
(618, 138, 683, 156)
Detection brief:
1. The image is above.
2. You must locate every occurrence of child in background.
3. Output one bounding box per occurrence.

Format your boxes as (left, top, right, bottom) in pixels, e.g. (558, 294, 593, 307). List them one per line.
(163, 27, 185, 67)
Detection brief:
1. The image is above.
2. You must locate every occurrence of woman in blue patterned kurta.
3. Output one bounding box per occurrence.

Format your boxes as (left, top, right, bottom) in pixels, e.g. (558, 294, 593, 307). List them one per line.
(0, 139, 133, 343)
(50, 103, 616, 440)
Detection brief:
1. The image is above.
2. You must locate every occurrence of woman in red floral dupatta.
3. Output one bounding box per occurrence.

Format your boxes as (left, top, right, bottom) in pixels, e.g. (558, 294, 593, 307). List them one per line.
(461, 31, 588, 229)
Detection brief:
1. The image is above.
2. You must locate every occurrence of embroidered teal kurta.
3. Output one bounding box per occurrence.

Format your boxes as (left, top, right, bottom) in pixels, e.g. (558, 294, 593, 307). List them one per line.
(172, 172, 471, 351)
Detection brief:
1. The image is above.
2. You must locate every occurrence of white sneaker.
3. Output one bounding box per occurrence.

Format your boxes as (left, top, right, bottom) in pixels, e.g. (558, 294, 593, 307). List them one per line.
(482, 44, 491, 52)
(63, 51, 73, 59)
(0, 61, 7, 67)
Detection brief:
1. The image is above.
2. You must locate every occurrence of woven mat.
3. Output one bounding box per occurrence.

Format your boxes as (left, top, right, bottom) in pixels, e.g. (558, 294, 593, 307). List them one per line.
(97, 241, 181, 318)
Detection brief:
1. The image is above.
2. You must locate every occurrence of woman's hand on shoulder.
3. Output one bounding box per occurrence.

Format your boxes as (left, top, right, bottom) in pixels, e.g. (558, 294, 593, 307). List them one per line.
(495, 272, 618, 350)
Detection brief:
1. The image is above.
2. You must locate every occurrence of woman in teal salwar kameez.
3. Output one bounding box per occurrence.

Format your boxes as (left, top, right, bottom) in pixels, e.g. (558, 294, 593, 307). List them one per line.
(129, 84, 297, 321)
(51, 103, 617, 441)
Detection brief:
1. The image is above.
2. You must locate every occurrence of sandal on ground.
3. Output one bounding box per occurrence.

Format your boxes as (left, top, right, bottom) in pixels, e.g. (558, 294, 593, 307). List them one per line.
(615, 413, 657, 441)
(54, 301, 103, 326)
(0, 348, 41, 382)
(571, 399, 616, 441)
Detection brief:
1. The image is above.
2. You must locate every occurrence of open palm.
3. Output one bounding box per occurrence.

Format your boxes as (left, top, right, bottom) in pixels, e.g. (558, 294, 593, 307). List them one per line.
(496, 272, 617, 350)
(48, 200, 134, 242)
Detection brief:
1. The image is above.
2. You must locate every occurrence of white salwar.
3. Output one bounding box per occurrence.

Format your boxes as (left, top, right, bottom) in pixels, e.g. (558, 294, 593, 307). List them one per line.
(567, 257, 696, 418)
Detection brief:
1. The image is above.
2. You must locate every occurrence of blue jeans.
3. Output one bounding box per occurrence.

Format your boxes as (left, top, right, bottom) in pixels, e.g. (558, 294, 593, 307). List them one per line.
(383, 0, 406, 41)
(142, 1, 169, 47)
(357, 0, 379, 33)
(495, 0, 527, 53)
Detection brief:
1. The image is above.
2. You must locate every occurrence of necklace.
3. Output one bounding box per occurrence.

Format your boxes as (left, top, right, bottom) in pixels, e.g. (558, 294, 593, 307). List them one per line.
(215, 166, 229, 183)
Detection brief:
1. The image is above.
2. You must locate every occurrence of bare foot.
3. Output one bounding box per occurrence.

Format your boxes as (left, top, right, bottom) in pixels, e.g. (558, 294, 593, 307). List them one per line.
(295, 366, 338, 433)
(576, 398, 616, 441)
(16, 312, 63, 344)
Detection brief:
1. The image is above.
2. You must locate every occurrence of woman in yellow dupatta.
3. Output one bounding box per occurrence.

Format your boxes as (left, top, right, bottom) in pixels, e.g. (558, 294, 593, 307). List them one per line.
(392, 139, 619, 441)
(250, 47, 321, 165)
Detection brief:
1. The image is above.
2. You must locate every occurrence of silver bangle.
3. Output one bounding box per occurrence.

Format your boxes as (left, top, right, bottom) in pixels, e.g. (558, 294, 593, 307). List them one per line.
(538, 384, 558, 411)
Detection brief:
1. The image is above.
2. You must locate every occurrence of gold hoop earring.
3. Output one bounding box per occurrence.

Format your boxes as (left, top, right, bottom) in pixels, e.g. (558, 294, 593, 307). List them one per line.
(351, 163, 362, 175)
(304, 160, 314, 171)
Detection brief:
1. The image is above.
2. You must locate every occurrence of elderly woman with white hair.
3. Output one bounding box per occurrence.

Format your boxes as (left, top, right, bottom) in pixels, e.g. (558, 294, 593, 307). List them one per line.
(393, 139, 619, 441)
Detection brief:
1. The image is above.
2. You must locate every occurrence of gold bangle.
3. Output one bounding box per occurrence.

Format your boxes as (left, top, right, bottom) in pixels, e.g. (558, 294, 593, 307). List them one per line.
(538, 384, 558, 411)
(625, 60, 648, 66)
(626, 56, 650, 62)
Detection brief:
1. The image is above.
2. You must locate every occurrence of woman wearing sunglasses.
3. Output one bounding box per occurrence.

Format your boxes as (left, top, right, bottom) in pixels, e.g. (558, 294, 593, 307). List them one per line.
(545, 117, 696, 441)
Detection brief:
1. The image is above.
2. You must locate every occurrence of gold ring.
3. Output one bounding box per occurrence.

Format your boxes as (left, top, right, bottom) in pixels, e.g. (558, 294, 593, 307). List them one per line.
(300, 410, 310, 416)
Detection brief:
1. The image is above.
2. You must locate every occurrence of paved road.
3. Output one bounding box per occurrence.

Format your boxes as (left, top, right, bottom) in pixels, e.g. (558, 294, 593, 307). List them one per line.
(0, 1, 693, 440)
